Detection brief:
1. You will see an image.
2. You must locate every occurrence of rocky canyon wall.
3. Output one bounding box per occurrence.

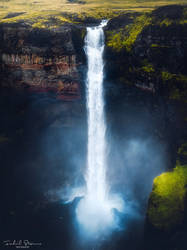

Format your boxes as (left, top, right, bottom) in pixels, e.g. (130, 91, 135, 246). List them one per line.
(103, 6, 187, 249)
(0, 23, 86, 101)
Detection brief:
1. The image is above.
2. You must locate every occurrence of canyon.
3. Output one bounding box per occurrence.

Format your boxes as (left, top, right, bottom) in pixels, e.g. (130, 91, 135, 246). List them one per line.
(0, 4, 187, 250)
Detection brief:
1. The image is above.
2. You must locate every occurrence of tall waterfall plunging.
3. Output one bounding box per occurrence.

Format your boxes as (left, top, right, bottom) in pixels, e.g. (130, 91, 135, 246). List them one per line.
(76, 21, 124, 235)
(86, 21, 107, 204)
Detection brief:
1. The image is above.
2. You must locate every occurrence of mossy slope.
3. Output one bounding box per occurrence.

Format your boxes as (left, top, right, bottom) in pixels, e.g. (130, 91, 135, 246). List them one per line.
(105, 5, 187, 109)
(106, 13, 152, 51)
(106, 5, 187, 52)
(148, 164, 187, 231)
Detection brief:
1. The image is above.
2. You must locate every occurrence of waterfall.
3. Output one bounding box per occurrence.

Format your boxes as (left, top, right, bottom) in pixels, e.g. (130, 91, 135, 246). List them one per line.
(76, 21, 124, 235)
(86, 21, 107, 204)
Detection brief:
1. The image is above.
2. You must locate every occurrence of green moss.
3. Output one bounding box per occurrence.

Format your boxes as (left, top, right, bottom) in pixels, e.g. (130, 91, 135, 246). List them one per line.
(106, 30, 125, 52)
(151, 43, 160, 48)
(179, 19, 187, 25)
(161, 71, 187, 102)
(162, 71, 175, 81)
(160, 18, 173, 27)
(127, 60, 155, 77)
(151, 44, 171, 48)
(153, 7, 187, 27)
(32, 21, 47, 29)
(126, 14, 152, 50)
(106, 13, 152, 52)
(162, 71, 187, 83)
(0, 11, 80, 29)
(142, 63, 155, 73)
(124, 14, 152, 51)
(148, 165, 187, 230)
(0, 8, 125, 28)
(176, 74, 187, 83)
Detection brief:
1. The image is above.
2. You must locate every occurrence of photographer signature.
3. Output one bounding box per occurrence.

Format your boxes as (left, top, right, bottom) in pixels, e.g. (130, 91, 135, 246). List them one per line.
(3, 240, 42, 248)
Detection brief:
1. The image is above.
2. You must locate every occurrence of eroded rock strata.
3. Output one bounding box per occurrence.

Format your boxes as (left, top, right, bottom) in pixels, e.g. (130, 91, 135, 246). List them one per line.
(0, 24, 86, 101)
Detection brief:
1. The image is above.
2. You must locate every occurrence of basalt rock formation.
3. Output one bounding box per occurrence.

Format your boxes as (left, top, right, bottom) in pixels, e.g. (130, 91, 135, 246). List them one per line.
(105, 5, 187, 98)
(103, 6, 187, 250)
(0, 23, 86, 101)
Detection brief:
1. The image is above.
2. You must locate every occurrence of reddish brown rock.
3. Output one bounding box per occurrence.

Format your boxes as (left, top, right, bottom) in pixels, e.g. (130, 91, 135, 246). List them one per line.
(0, 24, 86, 101)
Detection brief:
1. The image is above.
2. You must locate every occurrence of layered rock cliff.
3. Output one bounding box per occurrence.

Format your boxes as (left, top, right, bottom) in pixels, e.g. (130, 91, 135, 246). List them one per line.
(0, 23, 86, 101)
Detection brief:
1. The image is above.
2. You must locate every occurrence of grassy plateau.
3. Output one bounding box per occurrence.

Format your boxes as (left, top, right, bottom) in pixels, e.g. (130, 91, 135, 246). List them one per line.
(0, 0, 187, 26)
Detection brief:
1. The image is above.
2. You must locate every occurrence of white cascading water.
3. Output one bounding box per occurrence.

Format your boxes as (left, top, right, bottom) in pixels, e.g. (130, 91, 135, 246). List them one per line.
(86, 21, 107, 205)
(76, 21, 124, 235)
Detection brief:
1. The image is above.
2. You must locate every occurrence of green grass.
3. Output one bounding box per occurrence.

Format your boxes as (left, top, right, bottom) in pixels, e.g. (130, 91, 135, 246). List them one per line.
(142, 63, 155, 73)
(162, 71, 187, 82)
(0, 0, 186, 25)
(106, 13, 152, 51)
(161, 71, 187, 102)
(148, 164, 187, 230)
(124, 14, 152, 51)
(162, 71, 175, 81)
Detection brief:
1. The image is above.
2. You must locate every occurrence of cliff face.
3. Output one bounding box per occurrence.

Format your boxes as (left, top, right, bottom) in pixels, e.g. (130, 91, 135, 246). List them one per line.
(1, 5, 186, 104)
(104, 5, 187, 160)
(105, 4, 187, 157)
(0, 24, 86, 101)
(103, 8, 187, 248)
(103, 6, 187, 250)
(105, 5, 187, 97)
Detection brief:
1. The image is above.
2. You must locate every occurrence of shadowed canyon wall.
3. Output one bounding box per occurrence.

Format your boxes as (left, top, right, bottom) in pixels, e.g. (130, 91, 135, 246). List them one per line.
(103, 5, 187, 249)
